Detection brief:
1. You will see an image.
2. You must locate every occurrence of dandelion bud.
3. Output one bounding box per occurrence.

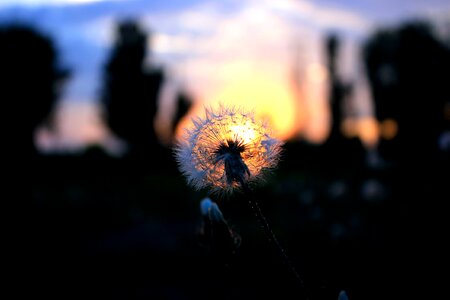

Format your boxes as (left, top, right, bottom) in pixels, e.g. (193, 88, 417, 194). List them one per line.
(199, 197, 241, 260)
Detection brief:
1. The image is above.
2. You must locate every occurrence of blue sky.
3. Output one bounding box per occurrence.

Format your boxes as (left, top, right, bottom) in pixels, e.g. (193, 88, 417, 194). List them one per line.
(0, 0, 203, 102)
(2, 0, 449, 149)
(1, 0, 448, 104)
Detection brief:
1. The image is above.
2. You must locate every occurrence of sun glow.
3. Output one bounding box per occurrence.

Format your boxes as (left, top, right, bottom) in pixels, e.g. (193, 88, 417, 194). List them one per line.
(229, 122, 257, 145)
(175, 63, 301, 142)
(216, 79, 298, 140)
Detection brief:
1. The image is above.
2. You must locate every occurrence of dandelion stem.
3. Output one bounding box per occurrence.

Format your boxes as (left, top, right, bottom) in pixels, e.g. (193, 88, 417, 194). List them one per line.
(239, 180, 309, 299)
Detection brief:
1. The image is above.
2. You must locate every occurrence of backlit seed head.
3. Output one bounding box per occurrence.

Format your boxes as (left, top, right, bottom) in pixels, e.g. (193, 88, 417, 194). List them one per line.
(175, 106, 282, 195)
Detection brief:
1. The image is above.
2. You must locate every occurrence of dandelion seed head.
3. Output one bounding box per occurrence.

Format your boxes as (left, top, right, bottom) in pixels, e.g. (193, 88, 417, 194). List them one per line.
(175, 106, 283, 194)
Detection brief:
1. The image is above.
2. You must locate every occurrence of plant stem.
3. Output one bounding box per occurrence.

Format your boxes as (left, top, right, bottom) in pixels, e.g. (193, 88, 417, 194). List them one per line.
(239, 180, 308, 299)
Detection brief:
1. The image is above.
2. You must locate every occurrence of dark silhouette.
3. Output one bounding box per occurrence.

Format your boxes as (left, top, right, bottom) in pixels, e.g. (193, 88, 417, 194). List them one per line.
(326, 34, 351, 144)
(279, 22, 450, 299)
(282, 34, 366, 174)
(0, 24, 78, 295)
(366, 22, 450, 164)
(101, 20, 166, 171)
(364, 20, 450, 298)
(103, 21, 161, 142)
(0, 25, 68, 154)
(198, 198, 241, 265)
(101, 19, 193, 173)
(14, 13, 447, 299)
(320, 33, 366, 174)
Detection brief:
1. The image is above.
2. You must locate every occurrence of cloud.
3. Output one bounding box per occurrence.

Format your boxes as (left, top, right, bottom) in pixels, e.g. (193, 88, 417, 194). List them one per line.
(13, 0, 374, 144)
(0, 0, 122, 8)
(254, 0, 371, 32)
(146, 0, 358, 95)
(9, 0, 445, 147)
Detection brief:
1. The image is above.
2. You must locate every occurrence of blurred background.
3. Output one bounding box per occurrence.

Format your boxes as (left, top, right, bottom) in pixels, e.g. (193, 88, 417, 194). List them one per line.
(11, 0, 449, 299)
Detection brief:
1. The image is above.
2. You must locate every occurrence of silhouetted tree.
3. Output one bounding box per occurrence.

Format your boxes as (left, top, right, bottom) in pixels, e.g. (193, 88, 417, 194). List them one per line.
(364, 20, 450, 299)
(0, 24, 68, 153)
(365, 21, 450, 165)
(321, 33, 365, 173)
(0, 24, 77, 296)
(326, 34, 351, 144)
(101, 20, 164, 168)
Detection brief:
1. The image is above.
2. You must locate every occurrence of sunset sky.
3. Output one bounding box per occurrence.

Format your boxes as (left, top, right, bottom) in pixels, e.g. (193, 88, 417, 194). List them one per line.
(2, 0, 449, 152)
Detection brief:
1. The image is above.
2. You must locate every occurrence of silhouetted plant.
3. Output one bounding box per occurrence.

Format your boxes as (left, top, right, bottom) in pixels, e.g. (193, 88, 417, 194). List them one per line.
(175, 106, 308, 298)
(198, 197, 241, 264)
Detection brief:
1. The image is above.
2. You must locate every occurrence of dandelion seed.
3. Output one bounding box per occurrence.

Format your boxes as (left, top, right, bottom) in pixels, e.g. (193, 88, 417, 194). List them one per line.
(175, 106, 282, 194)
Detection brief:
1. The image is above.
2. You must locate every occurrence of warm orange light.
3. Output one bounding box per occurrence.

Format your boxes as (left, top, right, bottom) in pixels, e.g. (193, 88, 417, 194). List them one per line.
(215, 77, 298, 140)
(379, 118, 398, 140)
(176, 68, 300, 142)
(358, 117, 379, 147)
(342, 118, 359, 138)
(342, 117, 379, 147)
(229, 122, 257, 145)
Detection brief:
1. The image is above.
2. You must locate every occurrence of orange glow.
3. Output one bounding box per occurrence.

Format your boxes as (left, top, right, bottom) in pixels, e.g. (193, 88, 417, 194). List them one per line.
(342, 117, 379, 147)
(379, 118, 398, 140)
(176, 66, 300, 141)
(229, 122, 257, 145)
(357, 117, 379, 147)
(302, 102, 330, 144)
(342, 118, 359, 138)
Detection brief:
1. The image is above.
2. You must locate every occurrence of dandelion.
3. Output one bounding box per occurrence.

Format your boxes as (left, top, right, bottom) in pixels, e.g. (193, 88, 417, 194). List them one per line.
(175, 106, 282, 195)
(174, 105, 306, 298)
